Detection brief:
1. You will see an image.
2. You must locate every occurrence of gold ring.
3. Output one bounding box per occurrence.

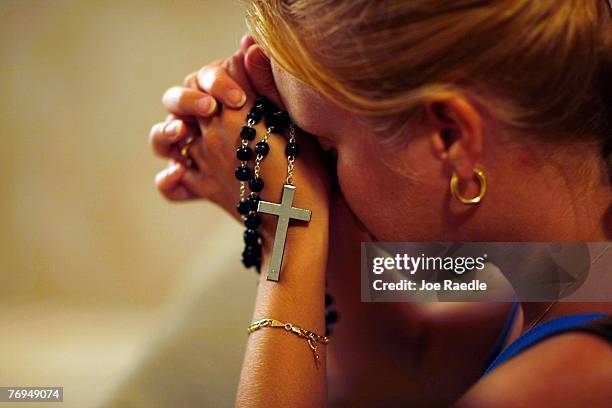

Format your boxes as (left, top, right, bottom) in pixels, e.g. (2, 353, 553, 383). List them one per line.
(450, 167, 487, 205)
(180, 136, 196, 169)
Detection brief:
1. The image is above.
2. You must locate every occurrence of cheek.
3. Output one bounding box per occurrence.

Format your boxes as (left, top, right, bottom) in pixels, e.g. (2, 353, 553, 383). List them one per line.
(335, 138, 445, 241)
(335, 143, 406, 240)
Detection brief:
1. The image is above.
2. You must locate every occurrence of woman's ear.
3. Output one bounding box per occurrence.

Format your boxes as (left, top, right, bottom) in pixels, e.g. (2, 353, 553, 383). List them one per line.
(427, 95, 483, 180)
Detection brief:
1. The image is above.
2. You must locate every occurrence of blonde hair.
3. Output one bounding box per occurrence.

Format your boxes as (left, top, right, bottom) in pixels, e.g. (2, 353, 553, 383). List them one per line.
(246, 0, 611, 164)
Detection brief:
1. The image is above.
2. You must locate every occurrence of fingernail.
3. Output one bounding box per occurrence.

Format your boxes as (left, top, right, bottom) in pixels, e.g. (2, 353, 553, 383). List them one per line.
(165, 120, 182, 138)
(228, 89, 246, 107)
(198, 97, 216, 115)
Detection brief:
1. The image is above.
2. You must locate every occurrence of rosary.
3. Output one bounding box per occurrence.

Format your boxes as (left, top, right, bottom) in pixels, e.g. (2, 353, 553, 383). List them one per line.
(235, 96, 338, 335)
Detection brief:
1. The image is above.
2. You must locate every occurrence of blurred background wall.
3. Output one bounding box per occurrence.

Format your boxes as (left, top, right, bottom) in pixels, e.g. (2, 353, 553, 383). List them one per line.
(0, 1, 255, 406)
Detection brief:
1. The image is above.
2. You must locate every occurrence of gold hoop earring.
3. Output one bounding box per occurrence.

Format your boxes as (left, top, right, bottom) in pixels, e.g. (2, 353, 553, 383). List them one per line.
(450, 167, 487, 205)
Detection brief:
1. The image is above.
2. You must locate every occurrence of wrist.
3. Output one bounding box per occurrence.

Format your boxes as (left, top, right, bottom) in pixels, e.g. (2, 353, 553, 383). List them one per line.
(260, 200, 329, 255)
(259, 208, 328, 273)
(256, 232, 329, 332)
(260, 224, 329, 269)
(254, 202, 329, 336)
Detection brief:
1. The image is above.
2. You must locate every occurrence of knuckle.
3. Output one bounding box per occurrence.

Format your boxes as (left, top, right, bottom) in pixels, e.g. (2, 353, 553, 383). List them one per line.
(155, 180, 168, 196)
(221, 57, 231, 71)
(162, 86, 181, 107)
(198, 65, 224, 92)
(228, 51, 242, 70)
(176, 96, 190, 112)
(183, 72, 197, 88)
(148, 122, 164, 145)
(154, 171, 167, 189)
(173, 91, 196, 113)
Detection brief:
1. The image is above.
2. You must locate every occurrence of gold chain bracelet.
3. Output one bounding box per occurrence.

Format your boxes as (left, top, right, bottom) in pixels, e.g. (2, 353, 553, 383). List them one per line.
(247, 318, 330, 368)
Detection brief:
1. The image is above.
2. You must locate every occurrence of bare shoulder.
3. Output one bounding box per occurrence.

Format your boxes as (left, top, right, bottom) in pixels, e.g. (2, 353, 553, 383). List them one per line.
(456, 333, 612, 407)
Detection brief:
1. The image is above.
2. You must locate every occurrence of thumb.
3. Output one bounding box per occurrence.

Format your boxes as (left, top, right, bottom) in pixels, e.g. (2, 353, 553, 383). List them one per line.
(244, 44, 284, 108)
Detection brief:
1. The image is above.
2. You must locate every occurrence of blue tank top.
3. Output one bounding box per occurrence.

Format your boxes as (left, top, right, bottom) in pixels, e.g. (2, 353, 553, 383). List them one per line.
(483, 308, 608, 375)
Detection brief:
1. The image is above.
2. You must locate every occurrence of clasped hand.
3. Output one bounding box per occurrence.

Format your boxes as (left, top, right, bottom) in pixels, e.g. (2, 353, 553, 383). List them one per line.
(148, 36, 331, 249)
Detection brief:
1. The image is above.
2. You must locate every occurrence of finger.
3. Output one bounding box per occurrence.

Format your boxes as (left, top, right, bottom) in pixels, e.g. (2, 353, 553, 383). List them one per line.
(165, 113, 197, 124)
(180, 167, 208, 198)
(149, 120, 184, 158)
(240, 34, 255, 54)
(183, 73, 225, 116)
(149, 119, 193, 158)
(162, 86, 217, 117)
(185, 132, 208, 174)
(175, 121, 203, 169)
(244, 44, 284, 108)
(223, 49, 255, 102)
(183, 72, 198, 88)
(186, 60, 223, 89)
(155, 162, 198, 201)
(197, 64, 247, 109)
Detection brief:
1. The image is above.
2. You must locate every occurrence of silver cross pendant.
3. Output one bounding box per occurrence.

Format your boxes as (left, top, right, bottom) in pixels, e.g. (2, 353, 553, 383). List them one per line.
(257, 184, 312, 282)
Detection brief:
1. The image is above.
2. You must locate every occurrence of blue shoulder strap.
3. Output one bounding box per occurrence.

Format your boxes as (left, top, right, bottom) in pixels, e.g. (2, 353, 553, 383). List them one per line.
(483, 313, 606, 375)
(484, 302, 520, 369)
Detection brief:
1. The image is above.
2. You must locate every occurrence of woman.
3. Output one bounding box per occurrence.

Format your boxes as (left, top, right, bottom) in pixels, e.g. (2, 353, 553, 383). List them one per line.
(149, 0, 612, 405)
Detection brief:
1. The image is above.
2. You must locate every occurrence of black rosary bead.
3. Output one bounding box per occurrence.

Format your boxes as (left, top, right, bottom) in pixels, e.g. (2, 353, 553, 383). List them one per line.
(254, 96, 275, 116)
(254, 141, 270, 156)
(236, 199, 251, 215)
(247, 240, 262, 251)
(242, 241, 261, 254)
(285, 142, 300, 157)
(236, 146, 253, 161)
(246, 194, 260, 211)
(265, 110, 291, 133)
(248, 177, 264, 192)
(243, 228, 260, 245)
(237, 97, 303, 277)
(275, 110, 291, 127)
(243, 243, 261, 256)
(244, 214, 262, 229)
(254, 96, 270, 108)
(247, 105, 264, 124)
(240, 126, 256, 141)
(235, 166, 252, 181)
(325, 310, 339, 325)
(324, 291, 338, 335)
(242, 253, 259, 268)
(245, 252, 261, 265)
(253, 96, 267, 106)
